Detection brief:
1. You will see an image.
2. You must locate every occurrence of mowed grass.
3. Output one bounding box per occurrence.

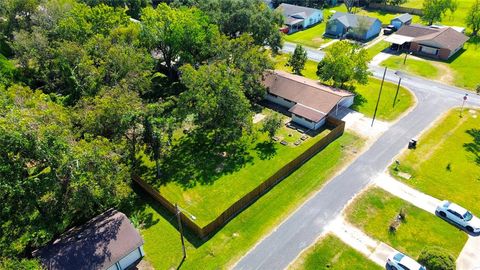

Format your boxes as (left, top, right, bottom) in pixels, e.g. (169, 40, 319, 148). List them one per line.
(391, 108, 480, 215)
(366, 40, 391, 60)
(289, 234, 382, 270)
(283, 22, 332, 48)
(274, 53, 415, 121)
(153, 109, 331, 226)
(402, 0, 475, 29)
(381, 54, 440, 79)
(140, 132, 365, 270)
(346, 188, 468, 258)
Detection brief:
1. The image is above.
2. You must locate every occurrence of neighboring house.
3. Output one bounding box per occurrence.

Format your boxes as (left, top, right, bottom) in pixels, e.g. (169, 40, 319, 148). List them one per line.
(385, 24, 469, 60)
(275, 3, 323, 33)
(34, 209, 145, 270)
(262, 70, 354, 130)
(390, 13, 413, 30)
(325, 12, 382, 41)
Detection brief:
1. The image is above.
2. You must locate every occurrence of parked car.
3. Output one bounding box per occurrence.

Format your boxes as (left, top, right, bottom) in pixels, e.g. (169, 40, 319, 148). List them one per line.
(436, 200, 480, 233)
(387, 252, 426, 270)
(383, 25, 396, 35)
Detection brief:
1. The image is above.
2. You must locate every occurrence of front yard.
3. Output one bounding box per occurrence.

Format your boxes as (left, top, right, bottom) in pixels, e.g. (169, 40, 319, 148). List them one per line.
(346, 188, 468, 258)
(137, 132, 365, 269)
(390, 108, 480, 215)
(289, 234, 382, 270)
(274, 53, 415, 121)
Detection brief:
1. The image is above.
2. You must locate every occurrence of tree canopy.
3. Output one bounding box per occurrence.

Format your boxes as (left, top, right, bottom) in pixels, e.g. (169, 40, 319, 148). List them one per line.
(286, 45, 307, 75)
(421, 0, 457, 25)
(466, 0, 480, 36)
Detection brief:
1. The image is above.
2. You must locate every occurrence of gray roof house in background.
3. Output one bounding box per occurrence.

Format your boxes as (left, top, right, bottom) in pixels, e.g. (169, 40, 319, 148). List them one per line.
(262, 0, 273, 9)
(390, 13, 413, 30)
(325, 11, 382, 41)
(276, 3, 323, 33)
(34, 209, 145, 270)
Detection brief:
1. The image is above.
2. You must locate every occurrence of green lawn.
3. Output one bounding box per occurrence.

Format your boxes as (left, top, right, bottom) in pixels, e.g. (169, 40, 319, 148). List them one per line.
(346, 188, 468, 258)
(366, 40, 391, 60)
(390, 108, 480, 215)
(283, 22, 332, 49)
(146, 108, 332, 226)
(138, 132, 365, 269)
(274, 53, 415, 121)
(289, 234, 382, 270)
(381, 54, 440, 79)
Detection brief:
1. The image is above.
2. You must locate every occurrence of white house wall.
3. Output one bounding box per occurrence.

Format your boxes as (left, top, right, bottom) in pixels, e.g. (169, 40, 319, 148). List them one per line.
(292, 114, 317, 130)
(339, 96, 354, 108)
(265, 93, 296, 108)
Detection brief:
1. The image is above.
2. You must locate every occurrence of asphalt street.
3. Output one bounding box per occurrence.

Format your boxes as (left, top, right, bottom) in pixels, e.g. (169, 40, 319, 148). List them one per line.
(233, 46, 480, 270)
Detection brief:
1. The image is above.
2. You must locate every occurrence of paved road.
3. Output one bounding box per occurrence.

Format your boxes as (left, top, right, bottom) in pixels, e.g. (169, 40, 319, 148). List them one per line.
(233, 47, 480, 270)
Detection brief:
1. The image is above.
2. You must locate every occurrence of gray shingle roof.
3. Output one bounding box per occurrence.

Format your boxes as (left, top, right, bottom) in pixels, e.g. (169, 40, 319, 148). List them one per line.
(276, 3, 321, 19)
(392, 13, 413, 23)
(396, 24, 469, 50)
(330, 12, 380, 28)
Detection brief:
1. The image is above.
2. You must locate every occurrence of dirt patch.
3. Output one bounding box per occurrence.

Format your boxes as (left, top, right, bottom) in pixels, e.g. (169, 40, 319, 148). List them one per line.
(136, 259, 155, 270)
(253, 113, 266, 123)
(432, 62, 455, 85)
(398, 172, 412, 179)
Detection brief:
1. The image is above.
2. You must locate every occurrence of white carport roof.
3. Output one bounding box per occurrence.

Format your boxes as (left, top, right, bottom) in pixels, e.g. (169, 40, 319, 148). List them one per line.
(384, 34, 414, 45)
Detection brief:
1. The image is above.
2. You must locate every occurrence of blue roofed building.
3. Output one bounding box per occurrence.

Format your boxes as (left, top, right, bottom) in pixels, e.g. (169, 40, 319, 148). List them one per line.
(390, 13, 413, 30)
(325, 12, 382, 41)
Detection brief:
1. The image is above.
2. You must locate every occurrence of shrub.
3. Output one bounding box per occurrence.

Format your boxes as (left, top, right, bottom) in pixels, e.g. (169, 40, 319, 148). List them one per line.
(417, 247, 456, 270)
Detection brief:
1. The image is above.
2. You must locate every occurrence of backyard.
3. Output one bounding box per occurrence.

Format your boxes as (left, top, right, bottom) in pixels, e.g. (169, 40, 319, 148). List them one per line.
(137, 132, 365, 269)
(289, 234, 382, 270)
(274, 53, 415, 121)
(390, 108, 480, 215)
(346, 188, 468, 258)
(402, 0, 475, 29)
(140, 107, 335, 226)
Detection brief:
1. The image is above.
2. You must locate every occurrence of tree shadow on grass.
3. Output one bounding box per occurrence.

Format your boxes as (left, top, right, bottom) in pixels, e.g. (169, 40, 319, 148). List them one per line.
(254, 141, 277, 160)
(464, 128, 480, 166)
(159, 131, 254, 189)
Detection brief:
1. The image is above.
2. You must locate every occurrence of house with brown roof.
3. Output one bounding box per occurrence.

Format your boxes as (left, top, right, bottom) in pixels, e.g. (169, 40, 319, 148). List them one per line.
(262, 70, 354, 130)
(385, 24, 469, 60)
(34, 209, 145, 270)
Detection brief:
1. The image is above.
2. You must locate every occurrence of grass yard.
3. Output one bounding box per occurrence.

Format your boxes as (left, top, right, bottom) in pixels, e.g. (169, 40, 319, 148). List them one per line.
(390, 108, 480, 215)
(138, 132, 365, 270)
(283, 22, 332, 49)
(346, 188, 468, 258)
(145, 107, 333, 226)
(289, 234, 382, 270)
(366, 40, 391, 60)
(381, 54, 440, 79)
(274, 53, 415, 121)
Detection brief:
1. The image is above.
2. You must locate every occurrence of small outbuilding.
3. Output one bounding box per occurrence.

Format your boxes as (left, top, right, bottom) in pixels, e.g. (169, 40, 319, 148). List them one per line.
(262, 70, 354, 130)
(390, 13, 413, 30)
(325, 11, 382, 41)
(34, 209, 145, 270)
(276, 3, 323, 33)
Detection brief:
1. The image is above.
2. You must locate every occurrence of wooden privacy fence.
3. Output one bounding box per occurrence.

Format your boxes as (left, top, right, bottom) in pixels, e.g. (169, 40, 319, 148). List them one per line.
(367, 3, 423, 16)
(133, 116, 345, 239)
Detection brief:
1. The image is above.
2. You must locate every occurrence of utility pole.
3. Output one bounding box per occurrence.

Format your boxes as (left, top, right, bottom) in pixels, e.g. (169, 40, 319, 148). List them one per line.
(403, 52, 412, 65)
(372, 66, 387, 127)
(393, 71, 403, 108)
(175, 204, 187, 260)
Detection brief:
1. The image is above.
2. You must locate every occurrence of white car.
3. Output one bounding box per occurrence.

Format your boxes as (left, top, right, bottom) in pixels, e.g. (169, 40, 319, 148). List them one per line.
(386, 252, 426, 270)
(436, 200, 480, 233)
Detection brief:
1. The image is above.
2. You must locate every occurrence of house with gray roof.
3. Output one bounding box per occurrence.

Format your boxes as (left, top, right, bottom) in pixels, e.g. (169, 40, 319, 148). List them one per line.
(34, 209, 145, 270)
(390, 13, 413, 30)
(275, 3, 323, 33)
(385, 24, 469, 60)
(325, 11, 382, 41)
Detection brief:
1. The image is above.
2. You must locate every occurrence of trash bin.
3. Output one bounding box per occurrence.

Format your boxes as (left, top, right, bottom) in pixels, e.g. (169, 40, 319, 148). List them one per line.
(408, 139, 417, 149)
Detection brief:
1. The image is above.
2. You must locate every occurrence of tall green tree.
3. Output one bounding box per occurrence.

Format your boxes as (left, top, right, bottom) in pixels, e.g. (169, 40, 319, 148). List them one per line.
(317, 41, 370, 87)
(179, 62, 252, 144)
(466, 0, 480, 36)
(286, 45, 307, 75)
(422, 0, 457, 25)
(0, 85, 131, 258)
(176, 0, 284, 53)
(261, 114, 283, 138)
(140, 4, 220, 79)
